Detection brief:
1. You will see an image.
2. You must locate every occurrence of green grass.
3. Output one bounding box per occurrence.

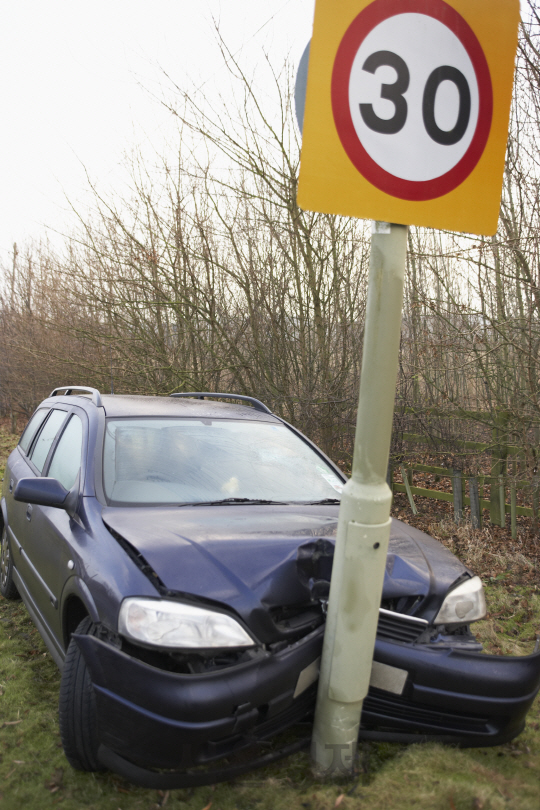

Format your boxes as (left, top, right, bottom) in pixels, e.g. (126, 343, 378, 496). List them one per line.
(475, 584, 540, 656)
(1, 427, 540, 809)
(1, 593, 539, 810)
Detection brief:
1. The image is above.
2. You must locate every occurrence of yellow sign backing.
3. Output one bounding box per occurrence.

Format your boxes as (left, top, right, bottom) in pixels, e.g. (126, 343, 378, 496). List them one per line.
(297, 0, 519, 235)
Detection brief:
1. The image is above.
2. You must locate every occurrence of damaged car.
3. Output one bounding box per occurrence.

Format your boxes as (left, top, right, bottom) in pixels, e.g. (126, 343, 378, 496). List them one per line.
(1, 387, 540, 788)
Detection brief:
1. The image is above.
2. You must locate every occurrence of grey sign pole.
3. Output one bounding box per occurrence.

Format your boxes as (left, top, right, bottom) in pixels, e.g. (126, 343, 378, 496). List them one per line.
(311, 221, 408, 776)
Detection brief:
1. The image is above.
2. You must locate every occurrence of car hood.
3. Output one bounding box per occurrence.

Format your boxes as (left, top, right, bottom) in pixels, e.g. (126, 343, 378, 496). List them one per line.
(102, 504, 468, 634)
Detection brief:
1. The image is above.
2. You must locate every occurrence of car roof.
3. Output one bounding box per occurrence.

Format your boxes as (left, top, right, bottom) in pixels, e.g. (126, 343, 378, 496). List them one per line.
(46, 393, 281, 423)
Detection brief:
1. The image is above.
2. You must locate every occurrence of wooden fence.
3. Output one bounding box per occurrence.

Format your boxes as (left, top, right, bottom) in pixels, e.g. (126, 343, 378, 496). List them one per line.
(389, 425, 539, 539)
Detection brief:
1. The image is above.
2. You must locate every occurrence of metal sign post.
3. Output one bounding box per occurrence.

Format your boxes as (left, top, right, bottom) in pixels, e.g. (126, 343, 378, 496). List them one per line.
(311, 221, 407, 774)
(296, 0, 519, 779)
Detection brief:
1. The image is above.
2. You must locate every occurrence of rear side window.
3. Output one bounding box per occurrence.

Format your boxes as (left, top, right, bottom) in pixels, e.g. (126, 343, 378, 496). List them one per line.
(29, 410, 68, 473)
(19, 409, 49, 454)
(48, 415, 84, 490)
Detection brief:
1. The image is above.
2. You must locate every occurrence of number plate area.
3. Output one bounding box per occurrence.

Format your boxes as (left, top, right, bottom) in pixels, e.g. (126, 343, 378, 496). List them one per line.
(294, 657, 408, 698)
(369, 660, 408, 695)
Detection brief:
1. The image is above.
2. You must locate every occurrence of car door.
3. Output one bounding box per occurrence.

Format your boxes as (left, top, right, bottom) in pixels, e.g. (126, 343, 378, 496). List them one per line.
(5, 408, 69, 599)
(21, 410, 87, 652)
(4, 407, 49, 539)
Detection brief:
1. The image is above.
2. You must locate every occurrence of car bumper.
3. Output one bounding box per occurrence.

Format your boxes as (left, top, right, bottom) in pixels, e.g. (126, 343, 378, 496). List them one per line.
(76, 627, 324, 776)
(75, 631, 540, 785)
(361, 639, 540, 746)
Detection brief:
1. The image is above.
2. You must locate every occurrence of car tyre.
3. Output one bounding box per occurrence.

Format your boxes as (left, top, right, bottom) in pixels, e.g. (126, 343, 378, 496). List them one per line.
(59, 617, 105, 772)
(0, 525, 20, 600)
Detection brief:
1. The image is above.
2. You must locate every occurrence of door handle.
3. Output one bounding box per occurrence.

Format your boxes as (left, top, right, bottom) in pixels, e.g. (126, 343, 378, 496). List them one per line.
(9, 478, 14, 494)
(26, 504, 33, 521)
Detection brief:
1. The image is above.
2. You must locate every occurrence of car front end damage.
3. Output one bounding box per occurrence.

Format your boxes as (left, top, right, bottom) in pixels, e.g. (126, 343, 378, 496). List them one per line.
(75, 606, 540, 788)
(73, 510, 540, 788)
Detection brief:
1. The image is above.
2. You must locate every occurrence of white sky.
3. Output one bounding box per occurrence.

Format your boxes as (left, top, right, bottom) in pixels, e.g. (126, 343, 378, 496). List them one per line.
(0, 1, 315, 263)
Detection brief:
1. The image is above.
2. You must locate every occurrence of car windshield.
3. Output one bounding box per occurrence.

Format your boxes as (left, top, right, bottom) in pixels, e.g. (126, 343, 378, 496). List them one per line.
(103, 418, 344, 505)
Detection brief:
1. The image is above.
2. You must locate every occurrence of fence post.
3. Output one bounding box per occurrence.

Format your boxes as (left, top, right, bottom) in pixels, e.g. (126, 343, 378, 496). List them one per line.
(478, 474, 485, 502)
(510, 483, 517, 540)
(533, 474, 539, 532)
(386, 460, 394, 494)
(498, 475, 506, 528)
(400, 465, 418, 515)
(452, 469, 463, 524)
(469, 477, 481, 530)
(490, 411, 508, 525)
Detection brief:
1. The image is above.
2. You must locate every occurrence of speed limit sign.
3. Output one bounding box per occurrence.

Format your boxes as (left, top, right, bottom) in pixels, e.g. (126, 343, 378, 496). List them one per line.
(297, 0, 519, 234)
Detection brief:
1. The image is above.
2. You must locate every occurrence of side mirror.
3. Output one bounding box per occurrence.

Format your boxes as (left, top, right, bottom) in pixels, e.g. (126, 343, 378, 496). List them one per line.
(14, 474, 81, 519)
(14, 477, 69, 508)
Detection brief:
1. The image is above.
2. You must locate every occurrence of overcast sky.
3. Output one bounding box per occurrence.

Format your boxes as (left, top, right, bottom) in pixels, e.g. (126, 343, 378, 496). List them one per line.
(0, 1, 315, 264)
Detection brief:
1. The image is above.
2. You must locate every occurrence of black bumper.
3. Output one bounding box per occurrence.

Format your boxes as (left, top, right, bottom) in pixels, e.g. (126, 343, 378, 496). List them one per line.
(361, 639, 540, 746)
(76, 627, 324, 773)
(76, 631, 540, 783)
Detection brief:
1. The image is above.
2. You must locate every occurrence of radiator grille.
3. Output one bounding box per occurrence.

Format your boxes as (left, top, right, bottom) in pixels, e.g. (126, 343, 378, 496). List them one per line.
(376, 608, 428, 643)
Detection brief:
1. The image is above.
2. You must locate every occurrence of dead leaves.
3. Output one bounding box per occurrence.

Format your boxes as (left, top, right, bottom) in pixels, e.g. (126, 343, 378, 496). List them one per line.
(45, 767, 64, 794)
(148, 790, 172, 809)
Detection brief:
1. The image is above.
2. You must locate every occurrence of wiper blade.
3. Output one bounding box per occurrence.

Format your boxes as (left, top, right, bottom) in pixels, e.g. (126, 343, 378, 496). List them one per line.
(178, 498, 289, 507)
(307, 498, 341, 505)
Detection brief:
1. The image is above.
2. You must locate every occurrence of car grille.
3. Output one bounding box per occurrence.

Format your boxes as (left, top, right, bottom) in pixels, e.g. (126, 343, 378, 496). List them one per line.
(362, 688, 490, 734)
(270, 605, 428, 645)
(376, 608, 428, 643)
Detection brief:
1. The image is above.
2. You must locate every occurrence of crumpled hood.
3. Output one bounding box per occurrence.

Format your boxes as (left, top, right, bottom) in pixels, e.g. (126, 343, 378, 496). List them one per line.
(102, 505, 468, 630)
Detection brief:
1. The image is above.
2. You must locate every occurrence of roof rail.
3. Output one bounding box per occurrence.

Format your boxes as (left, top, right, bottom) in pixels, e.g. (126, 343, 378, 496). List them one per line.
(170, 392, 272, 415)
(50, 386, 103, 408)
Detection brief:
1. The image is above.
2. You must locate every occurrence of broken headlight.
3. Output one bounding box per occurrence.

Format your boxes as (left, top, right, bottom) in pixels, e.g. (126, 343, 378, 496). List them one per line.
(433, 576, 487, 625)
(118, 598, 256, 649)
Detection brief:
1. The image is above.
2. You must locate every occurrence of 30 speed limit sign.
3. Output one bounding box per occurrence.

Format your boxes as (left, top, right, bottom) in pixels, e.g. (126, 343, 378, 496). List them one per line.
(297, 0, 519, 235)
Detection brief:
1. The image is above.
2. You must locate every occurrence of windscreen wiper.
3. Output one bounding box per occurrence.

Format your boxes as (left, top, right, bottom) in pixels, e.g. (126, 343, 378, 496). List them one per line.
(307, 498, 341, 505)
(178, 498, 290, 507)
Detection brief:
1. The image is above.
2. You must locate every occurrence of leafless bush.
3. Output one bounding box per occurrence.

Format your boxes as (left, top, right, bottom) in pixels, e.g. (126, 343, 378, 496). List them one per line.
(1, 13, 540, 482)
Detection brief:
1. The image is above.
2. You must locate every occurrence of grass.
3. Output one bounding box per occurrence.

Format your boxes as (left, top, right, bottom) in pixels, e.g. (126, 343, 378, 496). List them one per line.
(1, 427, 540, 809)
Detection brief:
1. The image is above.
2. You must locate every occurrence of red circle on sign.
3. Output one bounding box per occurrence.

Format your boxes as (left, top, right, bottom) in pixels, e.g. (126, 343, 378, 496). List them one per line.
(331, 0, 493, 201)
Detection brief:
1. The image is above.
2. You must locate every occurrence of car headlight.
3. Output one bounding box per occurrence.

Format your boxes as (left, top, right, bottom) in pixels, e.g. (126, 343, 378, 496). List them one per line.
(118, 598, 256, 649)
(433, 576, 487, 625)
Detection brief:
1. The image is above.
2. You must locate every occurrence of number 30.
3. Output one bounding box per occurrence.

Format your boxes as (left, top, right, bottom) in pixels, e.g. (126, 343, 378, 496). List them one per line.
(359, 49, 471, 145)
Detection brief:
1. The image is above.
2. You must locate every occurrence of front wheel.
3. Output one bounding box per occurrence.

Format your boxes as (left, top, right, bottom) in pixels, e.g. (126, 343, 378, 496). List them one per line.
(0, 525, 20, 600)
(58, 617, 105, 772)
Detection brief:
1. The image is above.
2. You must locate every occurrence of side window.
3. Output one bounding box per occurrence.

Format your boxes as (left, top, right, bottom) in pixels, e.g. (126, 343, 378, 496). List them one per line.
(29, 410, 68, 473)
(19, 409, 49, 454)
(47, 415, 84, 490)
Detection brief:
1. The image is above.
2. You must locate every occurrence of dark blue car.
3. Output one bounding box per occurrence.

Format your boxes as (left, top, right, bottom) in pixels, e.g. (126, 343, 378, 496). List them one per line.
(1, 387, 539, 787)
